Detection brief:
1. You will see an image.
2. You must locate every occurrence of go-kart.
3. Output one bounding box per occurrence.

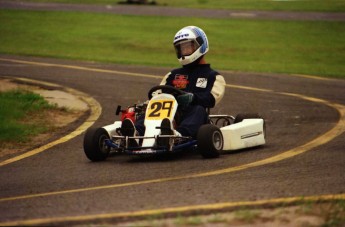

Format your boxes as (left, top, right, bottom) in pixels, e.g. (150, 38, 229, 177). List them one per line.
(83, 85, 266, 161)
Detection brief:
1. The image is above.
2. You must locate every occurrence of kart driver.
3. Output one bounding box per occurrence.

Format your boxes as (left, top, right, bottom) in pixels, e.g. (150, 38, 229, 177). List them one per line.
(121, 25, 226, 144)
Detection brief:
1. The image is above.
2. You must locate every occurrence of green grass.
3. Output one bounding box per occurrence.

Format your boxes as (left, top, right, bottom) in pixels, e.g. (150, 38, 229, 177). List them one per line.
(156, 0, 345, 12)
(234, 209, 260, 223)
(322, 200, 345, 227)
(0, 9, 344, 78)
(24, 0, 345, 12)
(0, 89, 55, 144)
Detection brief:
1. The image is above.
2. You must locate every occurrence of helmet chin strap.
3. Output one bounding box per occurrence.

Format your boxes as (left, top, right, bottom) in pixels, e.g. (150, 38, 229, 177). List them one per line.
(182, 56, 204, 68)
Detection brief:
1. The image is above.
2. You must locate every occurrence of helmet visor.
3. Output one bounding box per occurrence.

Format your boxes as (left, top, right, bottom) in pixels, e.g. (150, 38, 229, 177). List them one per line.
(174, 40, 200, 59)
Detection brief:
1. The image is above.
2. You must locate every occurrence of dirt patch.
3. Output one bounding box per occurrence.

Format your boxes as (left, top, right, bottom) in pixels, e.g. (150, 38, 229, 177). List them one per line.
(118, 202, 344, 227)
(0, 79, 19, 91)
(0, 78, 88, 160)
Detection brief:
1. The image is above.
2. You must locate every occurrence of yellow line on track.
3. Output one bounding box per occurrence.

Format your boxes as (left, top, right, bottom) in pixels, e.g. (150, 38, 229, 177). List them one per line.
(1, 193, 344, 226)
(0, 58, 162, 79)
(291, 73, 341, 81)
(226, 84, 273, 93)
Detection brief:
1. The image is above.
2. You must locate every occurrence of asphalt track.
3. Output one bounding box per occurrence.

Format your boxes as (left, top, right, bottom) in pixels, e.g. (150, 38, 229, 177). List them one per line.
(1, 0, 345, 21)
(0, 54, 344, 225)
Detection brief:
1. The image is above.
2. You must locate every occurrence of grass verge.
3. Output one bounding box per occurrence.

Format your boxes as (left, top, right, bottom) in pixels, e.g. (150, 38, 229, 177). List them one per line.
(0, 89, 57, 146)
(0, 10, 344, 78)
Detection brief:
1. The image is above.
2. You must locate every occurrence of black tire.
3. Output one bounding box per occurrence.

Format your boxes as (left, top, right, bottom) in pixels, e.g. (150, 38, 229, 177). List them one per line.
(234, 113, 261, 123)
(197, 124, 223, 159)
(83, 127, 110, 161)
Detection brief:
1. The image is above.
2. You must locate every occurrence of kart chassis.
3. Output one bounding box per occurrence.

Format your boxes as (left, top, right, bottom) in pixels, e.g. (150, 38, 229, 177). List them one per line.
(83, 85, 265, 161)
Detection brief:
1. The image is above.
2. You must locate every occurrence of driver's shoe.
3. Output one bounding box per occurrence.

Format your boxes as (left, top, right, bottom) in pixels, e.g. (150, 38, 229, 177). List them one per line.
(157, 118, 174, 148)
(120, 119, 138, 148)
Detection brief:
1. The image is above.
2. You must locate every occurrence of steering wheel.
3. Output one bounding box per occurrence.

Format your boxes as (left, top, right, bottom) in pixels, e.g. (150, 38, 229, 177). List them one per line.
(148, 85, 186, 99)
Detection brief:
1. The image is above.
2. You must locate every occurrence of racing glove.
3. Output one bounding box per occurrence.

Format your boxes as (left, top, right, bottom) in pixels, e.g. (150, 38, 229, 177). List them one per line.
(177, 93, 194, 107)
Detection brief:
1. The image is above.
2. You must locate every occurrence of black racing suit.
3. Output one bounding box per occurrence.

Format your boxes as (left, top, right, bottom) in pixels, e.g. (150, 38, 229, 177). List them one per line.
(159, 64, 226, 137)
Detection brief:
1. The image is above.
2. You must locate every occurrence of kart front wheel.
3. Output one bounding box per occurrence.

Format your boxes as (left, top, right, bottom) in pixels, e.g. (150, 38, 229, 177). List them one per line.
(83, 127, 110, 161)
(197, 124, 223, 159)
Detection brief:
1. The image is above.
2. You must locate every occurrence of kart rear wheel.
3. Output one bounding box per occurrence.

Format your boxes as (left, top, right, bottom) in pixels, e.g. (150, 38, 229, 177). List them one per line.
(197, 124, 223, 159)
(83, 127, 110, 161)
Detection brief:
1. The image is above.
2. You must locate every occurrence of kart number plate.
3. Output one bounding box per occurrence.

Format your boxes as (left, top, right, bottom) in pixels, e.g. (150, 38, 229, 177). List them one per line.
(147, 100, 175, 120)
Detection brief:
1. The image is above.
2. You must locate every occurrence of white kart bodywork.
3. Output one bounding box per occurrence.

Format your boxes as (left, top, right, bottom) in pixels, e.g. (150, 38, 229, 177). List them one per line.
(102, 118, 265, 152)
(142, 93, 177, 148)
(102, 93, 180, 153)
(102, 121, 121, 139)
(220, 118, 265, 150)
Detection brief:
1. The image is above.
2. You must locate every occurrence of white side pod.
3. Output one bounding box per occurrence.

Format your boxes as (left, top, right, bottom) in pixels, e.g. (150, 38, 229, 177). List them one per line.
(103, 121, 122, 137)
(221, 119, 265, 151)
